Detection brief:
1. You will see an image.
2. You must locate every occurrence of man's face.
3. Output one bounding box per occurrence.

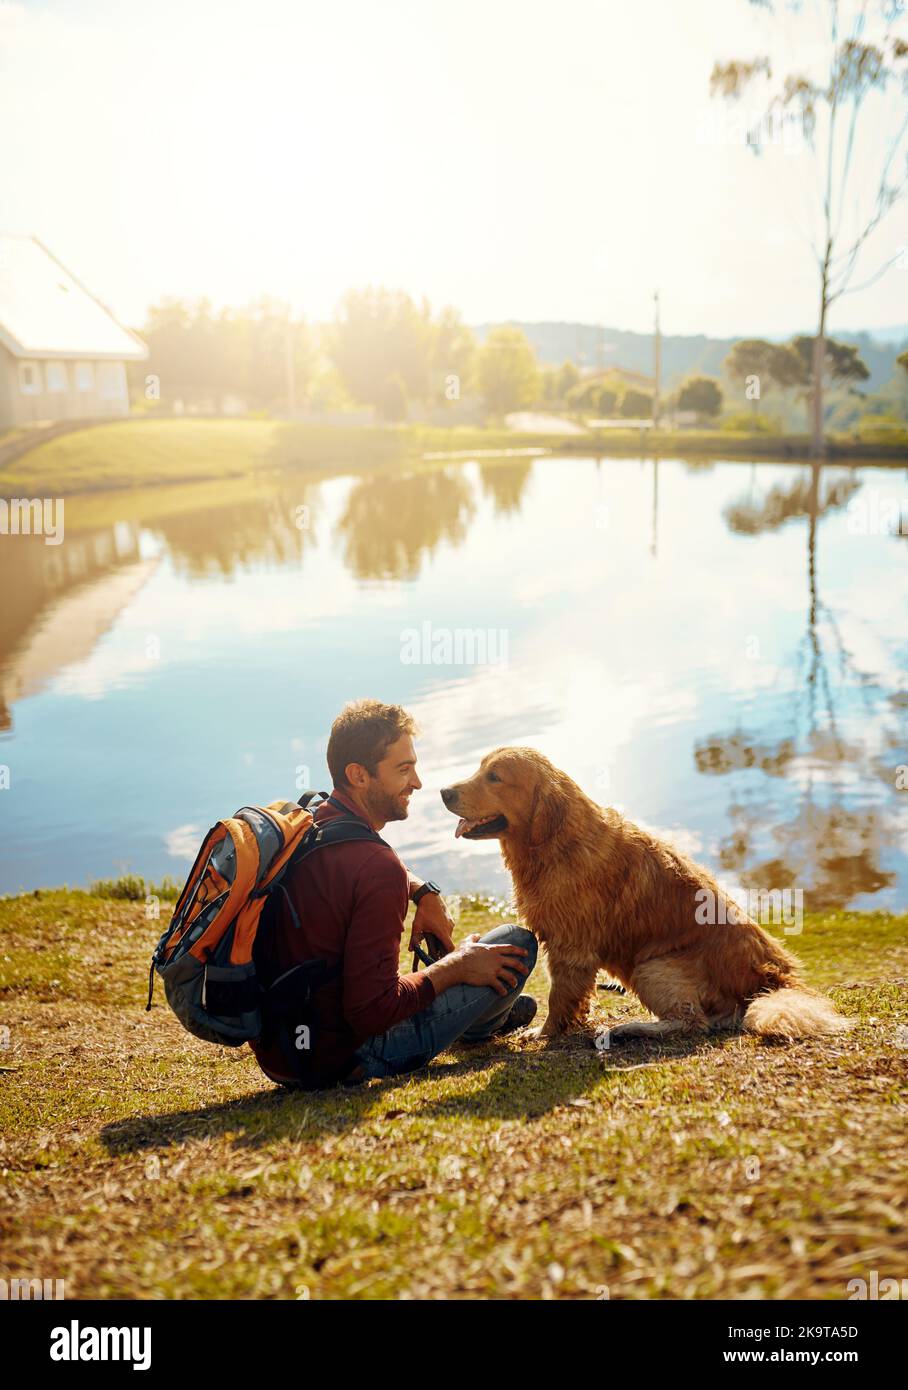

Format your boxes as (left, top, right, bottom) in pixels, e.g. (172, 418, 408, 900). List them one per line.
(360, 733, 421, 826)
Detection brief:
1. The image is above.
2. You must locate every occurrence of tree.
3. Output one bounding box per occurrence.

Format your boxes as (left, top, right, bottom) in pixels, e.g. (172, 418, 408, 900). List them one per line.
(430, 306, 477, 404)
(540, 360, 582, 406)
(789, 335, 870, 392)
(723, 339, 795, 408)
(619, 387, 654, 418)
(723, 335, 869, 419)
(555, 361, 581, 399)
(565, 378, 601, 412)
(711, 3, 908, 456)
(539, 365, 560, 403)
(566, 376, 624, 416)
(678, 376, 723, 421)
(377, 372, 409, 422)
(897, 348, 908, 377)
(141, 297, 225, 403)
(225, 297, 315, 411)
(329, 287, 433, 413)
(594, 384, 619, 416)
(477, 327, 541, 417)
(139, 297, 314, 410)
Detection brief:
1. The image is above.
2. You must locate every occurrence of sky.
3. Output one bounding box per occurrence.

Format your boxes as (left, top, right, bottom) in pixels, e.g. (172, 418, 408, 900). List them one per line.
(1, 0, 906, 339)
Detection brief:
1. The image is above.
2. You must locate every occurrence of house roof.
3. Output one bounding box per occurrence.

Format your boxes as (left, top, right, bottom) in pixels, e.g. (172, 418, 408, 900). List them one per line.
(0, 235, 147, 361)
(582, 366, 655, 388)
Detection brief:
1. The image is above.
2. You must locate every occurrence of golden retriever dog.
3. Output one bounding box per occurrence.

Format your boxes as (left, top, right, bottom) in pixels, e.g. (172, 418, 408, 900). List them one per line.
(441, 747, 849, 1044)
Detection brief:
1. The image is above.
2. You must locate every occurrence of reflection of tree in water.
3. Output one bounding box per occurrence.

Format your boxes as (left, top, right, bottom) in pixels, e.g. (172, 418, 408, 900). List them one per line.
(695, 733, 795, 778)
(697, 462, 903, 909)
(710, 782, 896, 911)
(724, 466, 860, 535)
(337, 469, 475, 580)
(150, 482, 318, 579)
(478, 460, 532, 516)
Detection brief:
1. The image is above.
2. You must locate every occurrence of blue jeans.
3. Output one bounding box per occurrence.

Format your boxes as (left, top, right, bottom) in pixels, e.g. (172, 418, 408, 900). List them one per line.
(350, 924, 538, 1080)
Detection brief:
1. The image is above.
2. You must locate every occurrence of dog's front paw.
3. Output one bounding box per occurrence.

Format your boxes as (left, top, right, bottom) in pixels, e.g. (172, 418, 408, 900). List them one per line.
(524, 1023, 559, 1042)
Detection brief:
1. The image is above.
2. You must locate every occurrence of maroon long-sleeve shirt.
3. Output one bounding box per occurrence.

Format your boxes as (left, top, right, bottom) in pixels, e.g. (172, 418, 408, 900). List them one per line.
(249, 788, 436, 1087)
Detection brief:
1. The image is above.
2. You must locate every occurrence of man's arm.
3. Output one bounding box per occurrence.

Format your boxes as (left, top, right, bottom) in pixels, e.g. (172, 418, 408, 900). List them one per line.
(403, 867, 456, 952)
(342, 856, 533, 1038)
(424, 933, 532, 996)
(342, 856, 437, 1039)
(406, 869, 423, 901)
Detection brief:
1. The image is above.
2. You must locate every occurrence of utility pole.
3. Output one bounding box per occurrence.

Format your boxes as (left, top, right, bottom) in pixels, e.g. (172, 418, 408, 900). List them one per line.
(652, 289, 661, 427)
(285, 313, 296, 417)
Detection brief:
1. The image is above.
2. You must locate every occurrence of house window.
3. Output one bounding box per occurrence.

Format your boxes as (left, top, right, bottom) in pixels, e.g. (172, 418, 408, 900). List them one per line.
(46, 362, 67, 392)
(98, 362, 125, 400)
(75, 362, 95, 392)
(18, 362, 42, 394)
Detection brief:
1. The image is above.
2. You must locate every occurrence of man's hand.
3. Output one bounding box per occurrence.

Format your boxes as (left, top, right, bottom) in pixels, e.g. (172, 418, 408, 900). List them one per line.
(426, 932, 531, 997)
(408, 891, 456, 955)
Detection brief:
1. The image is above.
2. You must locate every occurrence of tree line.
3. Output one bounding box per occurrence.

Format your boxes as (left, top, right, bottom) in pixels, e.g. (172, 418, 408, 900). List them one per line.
(132, 287, 905, 432)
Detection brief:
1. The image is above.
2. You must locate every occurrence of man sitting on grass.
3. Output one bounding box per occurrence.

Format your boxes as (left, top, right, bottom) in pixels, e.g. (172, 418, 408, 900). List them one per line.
(250, 699, 537, 1088)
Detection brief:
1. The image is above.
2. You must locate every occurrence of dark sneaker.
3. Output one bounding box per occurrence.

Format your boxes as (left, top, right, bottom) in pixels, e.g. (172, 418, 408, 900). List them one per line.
(490, 995, 538, 1036)
(459, 995, 538, 1046)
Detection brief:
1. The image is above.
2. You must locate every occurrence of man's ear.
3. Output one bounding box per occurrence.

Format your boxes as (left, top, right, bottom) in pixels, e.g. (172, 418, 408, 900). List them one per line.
(345, 762, 369, 790)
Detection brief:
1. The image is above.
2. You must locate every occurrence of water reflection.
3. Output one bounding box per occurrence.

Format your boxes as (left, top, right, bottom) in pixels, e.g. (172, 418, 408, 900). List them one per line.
(148, 478, 320, 579)
(1, 454, 906, 908)
(337, 468, 475, 579)
(478, 459, 533, 516)
(697, 460, 905, 908)
(0, 522, 151, 729)
(723, 465, 860, 534)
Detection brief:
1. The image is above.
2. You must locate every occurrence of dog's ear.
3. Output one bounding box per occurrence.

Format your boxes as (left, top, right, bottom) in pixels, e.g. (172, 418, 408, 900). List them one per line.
(528, 786, 567, 846)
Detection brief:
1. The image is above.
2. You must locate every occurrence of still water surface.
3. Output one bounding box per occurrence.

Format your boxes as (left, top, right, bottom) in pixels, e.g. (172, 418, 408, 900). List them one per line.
(1, 453, 906, 909)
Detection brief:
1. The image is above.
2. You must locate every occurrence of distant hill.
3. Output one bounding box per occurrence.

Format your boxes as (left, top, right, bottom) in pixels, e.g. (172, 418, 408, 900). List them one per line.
(471, 322, 908, 395)
(862, 324, 908, 345)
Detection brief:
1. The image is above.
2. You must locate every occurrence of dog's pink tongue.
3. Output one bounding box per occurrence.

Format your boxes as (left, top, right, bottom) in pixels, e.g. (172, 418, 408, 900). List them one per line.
(455, 818, 469, 839)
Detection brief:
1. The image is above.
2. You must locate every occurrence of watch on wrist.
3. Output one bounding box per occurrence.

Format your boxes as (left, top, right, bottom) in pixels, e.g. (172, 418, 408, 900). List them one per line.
(412, 879, 441, 905)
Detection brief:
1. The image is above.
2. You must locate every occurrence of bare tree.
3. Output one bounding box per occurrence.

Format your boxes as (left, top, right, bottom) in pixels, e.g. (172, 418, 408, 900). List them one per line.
(711, 1, 908, 456)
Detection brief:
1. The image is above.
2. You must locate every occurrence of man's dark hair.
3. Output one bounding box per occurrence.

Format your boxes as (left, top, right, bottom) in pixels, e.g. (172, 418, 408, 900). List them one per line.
(327, 700, 419, 788)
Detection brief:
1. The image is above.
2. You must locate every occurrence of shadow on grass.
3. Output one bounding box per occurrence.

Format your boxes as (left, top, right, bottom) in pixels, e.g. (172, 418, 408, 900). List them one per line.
(412, 1030, 741, 1121)
(101, 1031, 738, 1155)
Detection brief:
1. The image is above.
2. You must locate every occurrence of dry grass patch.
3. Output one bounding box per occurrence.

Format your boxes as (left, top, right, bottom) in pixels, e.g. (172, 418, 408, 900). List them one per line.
(1, 891, 906, 1299)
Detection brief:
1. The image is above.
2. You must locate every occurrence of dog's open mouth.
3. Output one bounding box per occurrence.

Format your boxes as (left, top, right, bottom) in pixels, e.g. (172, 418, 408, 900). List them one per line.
(454, 813, 509, 840)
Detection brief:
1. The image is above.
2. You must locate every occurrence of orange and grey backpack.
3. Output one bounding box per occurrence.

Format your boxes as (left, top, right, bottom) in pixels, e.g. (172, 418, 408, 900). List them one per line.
(146, 793, 384, 1057)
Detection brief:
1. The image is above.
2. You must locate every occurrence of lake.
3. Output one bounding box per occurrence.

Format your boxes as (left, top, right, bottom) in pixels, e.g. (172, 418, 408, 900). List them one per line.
(1, 452, 907, 912)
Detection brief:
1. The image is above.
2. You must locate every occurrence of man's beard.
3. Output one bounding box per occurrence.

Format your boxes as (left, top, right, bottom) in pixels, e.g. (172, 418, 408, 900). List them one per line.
(364, 784, 410, 825)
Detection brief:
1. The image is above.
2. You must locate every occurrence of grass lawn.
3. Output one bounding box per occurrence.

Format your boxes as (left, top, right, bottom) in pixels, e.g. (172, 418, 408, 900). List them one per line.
(0, 419, 285, 495)
(0, 889, 906, 1300)
(2, 417, 905, 497)
(0, 419, 558, 496)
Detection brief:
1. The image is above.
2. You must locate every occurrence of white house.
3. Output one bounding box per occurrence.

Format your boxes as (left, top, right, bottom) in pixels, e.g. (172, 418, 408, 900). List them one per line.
(0, 235, 147, 429)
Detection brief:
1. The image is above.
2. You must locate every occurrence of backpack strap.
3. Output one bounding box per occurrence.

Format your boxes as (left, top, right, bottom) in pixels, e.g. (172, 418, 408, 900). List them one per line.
(258, 802, 387, 935)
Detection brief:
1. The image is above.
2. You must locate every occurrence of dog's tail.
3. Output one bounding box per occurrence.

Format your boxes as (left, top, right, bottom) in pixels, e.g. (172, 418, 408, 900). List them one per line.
(743, 987, 851, 1040)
